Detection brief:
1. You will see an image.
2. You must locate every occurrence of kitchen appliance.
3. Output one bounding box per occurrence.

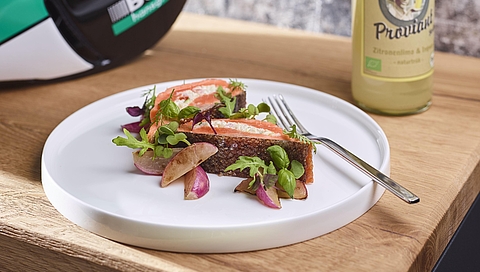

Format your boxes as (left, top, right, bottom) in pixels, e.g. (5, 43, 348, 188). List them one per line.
(0, 0, 185, 85)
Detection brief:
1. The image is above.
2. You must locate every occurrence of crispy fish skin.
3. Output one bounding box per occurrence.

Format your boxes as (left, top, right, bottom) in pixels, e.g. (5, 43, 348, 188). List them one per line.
(183, 132, 314, 184)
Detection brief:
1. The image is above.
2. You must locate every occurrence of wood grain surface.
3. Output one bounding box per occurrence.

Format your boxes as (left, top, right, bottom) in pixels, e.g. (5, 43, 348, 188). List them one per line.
(1, 13, 480, 272)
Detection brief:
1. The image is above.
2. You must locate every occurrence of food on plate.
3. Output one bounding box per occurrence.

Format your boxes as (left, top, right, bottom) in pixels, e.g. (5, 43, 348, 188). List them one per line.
(184, 166, 210, 200)
(178, 118, 314, 184)
(256, 184, 281, 209)
(161, 142, 218, 187)
(225, 144, 308, 205)
(112, 78, 317, 208)
(234, 178, 308, 200)
(132, 149, 182, 175)
(147, 78, 247, 141)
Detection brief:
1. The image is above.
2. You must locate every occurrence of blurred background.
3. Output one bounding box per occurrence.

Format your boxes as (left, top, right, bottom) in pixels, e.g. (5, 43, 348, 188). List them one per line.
(183, 0, 480, 58)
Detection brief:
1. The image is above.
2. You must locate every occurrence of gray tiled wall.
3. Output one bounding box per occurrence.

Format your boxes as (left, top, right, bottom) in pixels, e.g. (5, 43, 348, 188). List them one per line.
(183, 0, 480, 58)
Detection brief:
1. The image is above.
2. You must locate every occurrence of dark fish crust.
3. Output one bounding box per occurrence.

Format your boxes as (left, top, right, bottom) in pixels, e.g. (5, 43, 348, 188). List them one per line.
(184, 132, 314, 183)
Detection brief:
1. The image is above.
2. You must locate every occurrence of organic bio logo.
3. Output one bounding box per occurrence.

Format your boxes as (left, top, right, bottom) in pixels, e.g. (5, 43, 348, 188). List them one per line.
(366, 57, 382, 72)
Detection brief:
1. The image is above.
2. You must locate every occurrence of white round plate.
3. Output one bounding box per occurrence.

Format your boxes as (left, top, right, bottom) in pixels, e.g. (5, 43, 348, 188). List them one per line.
(41, 78, 389, 253)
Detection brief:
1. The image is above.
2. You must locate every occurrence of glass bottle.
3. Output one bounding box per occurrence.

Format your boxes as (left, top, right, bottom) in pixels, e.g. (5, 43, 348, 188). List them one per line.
(351, 0, 435, 115)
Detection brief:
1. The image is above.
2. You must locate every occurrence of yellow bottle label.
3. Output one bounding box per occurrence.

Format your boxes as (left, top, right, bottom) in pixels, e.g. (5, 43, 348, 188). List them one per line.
(363, 0, 434, 79)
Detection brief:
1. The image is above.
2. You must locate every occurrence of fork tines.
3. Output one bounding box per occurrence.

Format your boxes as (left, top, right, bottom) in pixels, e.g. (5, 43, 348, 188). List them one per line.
(265, 95, 307, 134)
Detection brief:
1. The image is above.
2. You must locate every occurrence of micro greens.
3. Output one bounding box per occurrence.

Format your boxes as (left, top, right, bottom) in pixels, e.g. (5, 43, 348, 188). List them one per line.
(267, 145, 304, 198)
(230, 102, 275, 122)
(215, 84, 276, 123)
(154, 89, 201, 124)
(284, 124, 317, 152)
(228, 79, 247, 91)
(121, 86, 157, 133)
(192, 111, 217, 134)
(215, 86, 237, 118)
(225, 156, 276, 187)
(113, 89, 197, 159)
(225, 145, 304, 198)
(112, 124, 190, 159)
(138, 86, 157, 127)
(112, 128, 155, 156)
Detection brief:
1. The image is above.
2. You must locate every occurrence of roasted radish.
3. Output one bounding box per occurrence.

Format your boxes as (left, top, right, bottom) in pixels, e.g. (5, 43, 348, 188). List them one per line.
(161, 142, 218, 187)
(234, 178, 256, 195)
(132, 149, 182, 175)
(184, 166, 210, 200)
(256, 185, 281, 209)
(276, 180, 308, 200)
(235, 178, 308, 200)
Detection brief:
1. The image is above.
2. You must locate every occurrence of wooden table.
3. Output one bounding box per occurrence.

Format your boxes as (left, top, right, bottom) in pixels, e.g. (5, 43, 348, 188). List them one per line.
(1, 12, 480, 272)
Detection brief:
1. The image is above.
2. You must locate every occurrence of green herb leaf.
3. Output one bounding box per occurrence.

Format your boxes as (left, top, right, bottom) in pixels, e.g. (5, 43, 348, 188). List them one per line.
(215, 86, 236, 118)
(162, 147, 173, 158)
(229, 102, 273, 120)
(167, 121, 179, 132)
(278, 168, 296, 198)
(157, 133, 168, 145)
(154, 145, 165, 157)
(166, 133, 188, 145)
(225, 156, 268, 179)
(178, 106, 201, 120)
(138, 86, 157, 127)
(256, 102, 270, 113)
(263, 173, 278, 188)
(264, 114, 277, 124)
(284, 124, 317, 152)
(112, 128, 155, 156)
(159, 97, 179, 119)
(267, 145, 290, 169)
(266, 161, 277, 175)
(228, 79, 247, 91)
(159, 124, 175, 135)
(290, 160, 305, 179)
(247, 104, 258, 116)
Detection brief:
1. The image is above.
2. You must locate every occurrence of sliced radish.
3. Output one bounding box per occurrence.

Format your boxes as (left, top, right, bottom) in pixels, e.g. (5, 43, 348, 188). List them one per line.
(277, 180, 308, 200)
(235, 178, 308, 200)
(184, 166, 210, 200)
(132, 149, 181, 175)
(161, 142, 218, 187)
(234, 178, 256, 195)
(256, 185, 281, 209)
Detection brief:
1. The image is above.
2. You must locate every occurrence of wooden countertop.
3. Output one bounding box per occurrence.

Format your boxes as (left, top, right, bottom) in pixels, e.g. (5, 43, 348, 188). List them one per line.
(1, 12, 480, 271)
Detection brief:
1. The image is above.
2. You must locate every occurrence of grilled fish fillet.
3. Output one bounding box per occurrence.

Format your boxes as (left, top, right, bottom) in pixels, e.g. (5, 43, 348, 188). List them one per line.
(178, 119, 314, 184)
(147, 79, 246, 140)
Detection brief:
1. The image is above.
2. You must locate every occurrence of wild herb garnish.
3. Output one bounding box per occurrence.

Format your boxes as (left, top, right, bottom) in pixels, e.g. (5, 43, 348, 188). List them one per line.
(192, 111, 217, 134)
(139, 86, 157, 127)
(228, 79, 247, 91)
(284, 124, 317, 152)
(120, 86, 157, 133)
(225, 145, 304, 198)
(155, 89, 201, 124)
(230, 102, 272, 120)
(113, 122, 191, 159)
(113, 89, 197, 158)
(215, 83, 276, 123)
(215, 86, 237, 118)
(266, 145, 304, 198)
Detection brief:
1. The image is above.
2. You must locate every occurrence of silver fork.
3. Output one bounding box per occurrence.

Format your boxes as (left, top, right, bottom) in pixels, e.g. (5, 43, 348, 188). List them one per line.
(266, 94, 420, 204)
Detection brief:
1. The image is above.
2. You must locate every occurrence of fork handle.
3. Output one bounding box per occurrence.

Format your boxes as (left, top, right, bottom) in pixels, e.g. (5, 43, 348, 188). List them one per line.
(314, 137, 420, 204)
